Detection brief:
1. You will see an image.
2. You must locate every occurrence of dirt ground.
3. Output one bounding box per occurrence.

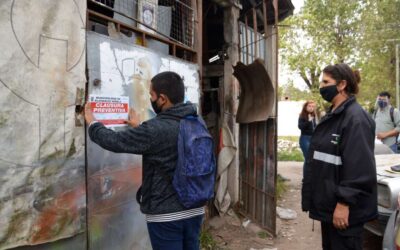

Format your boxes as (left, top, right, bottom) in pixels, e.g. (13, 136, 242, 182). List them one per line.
(208, 161, 382, 250)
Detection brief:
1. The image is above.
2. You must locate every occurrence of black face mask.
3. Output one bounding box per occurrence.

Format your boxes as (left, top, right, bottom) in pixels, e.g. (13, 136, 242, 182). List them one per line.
(320, 85, 339, 102)
(151, 97, 162, 114)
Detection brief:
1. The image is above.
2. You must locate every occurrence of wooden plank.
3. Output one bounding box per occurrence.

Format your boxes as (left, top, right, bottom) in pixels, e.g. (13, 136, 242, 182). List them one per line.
(252, 8, 258, 57)
(244, 15, 249, 64)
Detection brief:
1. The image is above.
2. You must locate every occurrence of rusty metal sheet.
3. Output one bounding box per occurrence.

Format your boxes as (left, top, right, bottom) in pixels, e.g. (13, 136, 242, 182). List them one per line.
(233, 59, 274, 123)
(86, 31, 200, 250)
(0, 0, 87, 249)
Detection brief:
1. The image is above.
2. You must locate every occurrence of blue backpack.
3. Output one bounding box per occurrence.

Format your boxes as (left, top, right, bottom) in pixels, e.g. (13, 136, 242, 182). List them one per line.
(172, 115, 216, 209)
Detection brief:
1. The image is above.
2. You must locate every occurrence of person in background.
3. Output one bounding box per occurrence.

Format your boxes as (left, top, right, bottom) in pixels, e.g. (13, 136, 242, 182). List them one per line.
(373, 91, 400, 153)
(298, 100, 317, 178)
(302, 63, 377, 250)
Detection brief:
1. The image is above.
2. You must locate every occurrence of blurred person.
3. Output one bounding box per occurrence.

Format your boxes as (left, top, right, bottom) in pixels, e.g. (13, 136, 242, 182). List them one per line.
(298, 100, 318, 179)
(373, 91, 400, 153)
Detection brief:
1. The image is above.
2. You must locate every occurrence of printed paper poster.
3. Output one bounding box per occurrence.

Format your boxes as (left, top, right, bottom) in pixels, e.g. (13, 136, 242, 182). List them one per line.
(89, 95, 129, 127)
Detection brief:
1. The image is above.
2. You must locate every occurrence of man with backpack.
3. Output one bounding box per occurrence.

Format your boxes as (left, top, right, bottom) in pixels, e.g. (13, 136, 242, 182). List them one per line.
(374, 91, 400, 153)
(84, 71, 215, 250)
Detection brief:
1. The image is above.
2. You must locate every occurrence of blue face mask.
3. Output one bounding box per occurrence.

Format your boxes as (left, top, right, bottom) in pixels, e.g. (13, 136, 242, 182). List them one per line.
(378, 100, 388, 109)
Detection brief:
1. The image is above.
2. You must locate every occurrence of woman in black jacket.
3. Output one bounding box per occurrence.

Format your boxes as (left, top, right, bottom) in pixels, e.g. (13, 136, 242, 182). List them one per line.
(301, 63, 377, 250)
(298, 100, 317, 178)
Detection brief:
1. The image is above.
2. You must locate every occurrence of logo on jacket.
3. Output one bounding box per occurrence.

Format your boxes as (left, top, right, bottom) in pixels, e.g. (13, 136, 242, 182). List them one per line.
(331, 134, 341, 145)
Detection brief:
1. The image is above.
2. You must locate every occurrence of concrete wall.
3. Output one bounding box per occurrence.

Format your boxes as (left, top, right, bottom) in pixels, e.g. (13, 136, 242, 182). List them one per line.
(277, 101, 303, 136)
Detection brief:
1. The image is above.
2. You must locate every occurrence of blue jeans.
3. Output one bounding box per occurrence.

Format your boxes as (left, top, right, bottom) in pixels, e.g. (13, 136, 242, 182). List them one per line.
(147, 215, 204, 250)
(390, 143, 399, 153)
(299, 135, 312, 179)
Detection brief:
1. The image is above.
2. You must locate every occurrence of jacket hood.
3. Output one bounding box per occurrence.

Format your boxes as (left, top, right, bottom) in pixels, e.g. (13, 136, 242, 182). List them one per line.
(158, 102, 198, 118)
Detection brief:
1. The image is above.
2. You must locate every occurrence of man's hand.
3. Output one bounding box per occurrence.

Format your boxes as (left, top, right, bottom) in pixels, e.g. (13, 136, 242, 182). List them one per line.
(84, 102, 96, 125)
(377, 132, 387, 140)
(125, 108, 141, 128)
(333, 202, 349, 230)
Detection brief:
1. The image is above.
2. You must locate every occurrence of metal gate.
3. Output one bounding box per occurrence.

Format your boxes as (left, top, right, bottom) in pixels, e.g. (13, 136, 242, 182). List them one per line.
(237, 0, 279, 234)
(239, 120, 276, 233)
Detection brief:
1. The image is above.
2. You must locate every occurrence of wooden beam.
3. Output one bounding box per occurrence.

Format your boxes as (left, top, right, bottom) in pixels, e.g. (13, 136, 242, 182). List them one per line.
(252, 8, 258, 58)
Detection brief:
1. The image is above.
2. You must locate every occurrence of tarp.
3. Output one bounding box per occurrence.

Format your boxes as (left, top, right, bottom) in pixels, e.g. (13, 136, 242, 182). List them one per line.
(214, 124, 237, 214)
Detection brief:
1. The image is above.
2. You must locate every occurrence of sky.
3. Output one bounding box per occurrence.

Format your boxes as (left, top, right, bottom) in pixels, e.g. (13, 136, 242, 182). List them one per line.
(279, 0, 306, 90)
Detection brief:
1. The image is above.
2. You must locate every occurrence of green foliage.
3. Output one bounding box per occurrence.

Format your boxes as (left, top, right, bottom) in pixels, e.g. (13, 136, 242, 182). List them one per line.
(279, 82, 311, 101)
(280, 0, 400, 109)
(277, 150, 304, 162)
(356, 0, 400, 109)
(200, 229, 219, 250)
(277, 136, 304, 162)
(276, 174, 288, 198)
(257, 231, 272, 239)
(281, 0, 363, 91)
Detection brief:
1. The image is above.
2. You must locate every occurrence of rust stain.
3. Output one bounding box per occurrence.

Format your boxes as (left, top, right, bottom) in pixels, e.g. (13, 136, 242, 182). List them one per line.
(30, 184, 86, 244)
(88, 166, 142, 214)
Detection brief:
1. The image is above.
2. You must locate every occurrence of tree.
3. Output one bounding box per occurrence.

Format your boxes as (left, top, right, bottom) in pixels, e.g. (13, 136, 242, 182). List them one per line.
(280, 0, 400, 109)
(279, 82, 310, 101)
(356, 0, 400, 108)
(280, 0, 363, 93)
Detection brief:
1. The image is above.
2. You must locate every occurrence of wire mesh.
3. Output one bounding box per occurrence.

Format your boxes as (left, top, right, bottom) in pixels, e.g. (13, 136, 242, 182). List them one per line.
(89, 0, 194, 48)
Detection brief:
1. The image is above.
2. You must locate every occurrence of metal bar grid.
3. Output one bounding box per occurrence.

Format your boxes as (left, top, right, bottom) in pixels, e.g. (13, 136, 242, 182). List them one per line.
(87, 9, 196, 55)
(239, 120, 276, 235)
(239, 15, 265, 63)
(88, 0, 194, 48)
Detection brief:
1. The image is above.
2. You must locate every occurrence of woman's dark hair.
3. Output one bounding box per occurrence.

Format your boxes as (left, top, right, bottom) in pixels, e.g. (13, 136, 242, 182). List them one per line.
(151, 71, 185, 104)
(300, 100, 316, 120)
(322, 63, 361, 95)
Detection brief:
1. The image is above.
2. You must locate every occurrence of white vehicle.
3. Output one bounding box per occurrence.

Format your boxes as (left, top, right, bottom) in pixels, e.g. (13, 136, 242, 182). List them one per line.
(365, 144, 400, 239)
(382, 193, 400, 250)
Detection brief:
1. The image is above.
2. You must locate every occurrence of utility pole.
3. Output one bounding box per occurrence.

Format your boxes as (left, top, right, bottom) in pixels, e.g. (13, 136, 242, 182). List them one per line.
(386, 39, 400, 108)
(396, 44, 399, 109)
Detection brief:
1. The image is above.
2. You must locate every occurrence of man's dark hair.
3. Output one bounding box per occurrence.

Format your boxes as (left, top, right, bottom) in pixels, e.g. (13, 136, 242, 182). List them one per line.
(378, 91, 391, 99)
(151, 71, 185, 104)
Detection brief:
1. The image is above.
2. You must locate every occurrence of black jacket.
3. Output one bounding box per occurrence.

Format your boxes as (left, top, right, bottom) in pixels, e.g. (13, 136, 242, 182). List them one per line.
(301, 96, 378, 225)
(89, 103, 197, 214)
(298, 117, 316, 136)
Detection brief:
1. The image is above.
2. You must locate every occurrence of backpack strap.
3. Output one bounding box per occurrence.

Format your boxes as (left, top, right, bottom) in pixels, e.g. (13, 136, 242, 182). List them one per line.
(156, 114, 182, 184)
(390, 107, 395, 125)
(390, 107, 399, 143)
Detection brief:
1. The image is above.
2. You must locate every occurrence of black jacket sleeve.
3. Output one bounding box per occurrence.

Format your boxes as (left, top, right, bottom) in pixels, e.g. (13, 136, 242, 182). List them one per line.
(301, 156, 312, 212)
(298, 117, 313, 131)
(335, 117, 376, 206)
(88, 122, 157, 154)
